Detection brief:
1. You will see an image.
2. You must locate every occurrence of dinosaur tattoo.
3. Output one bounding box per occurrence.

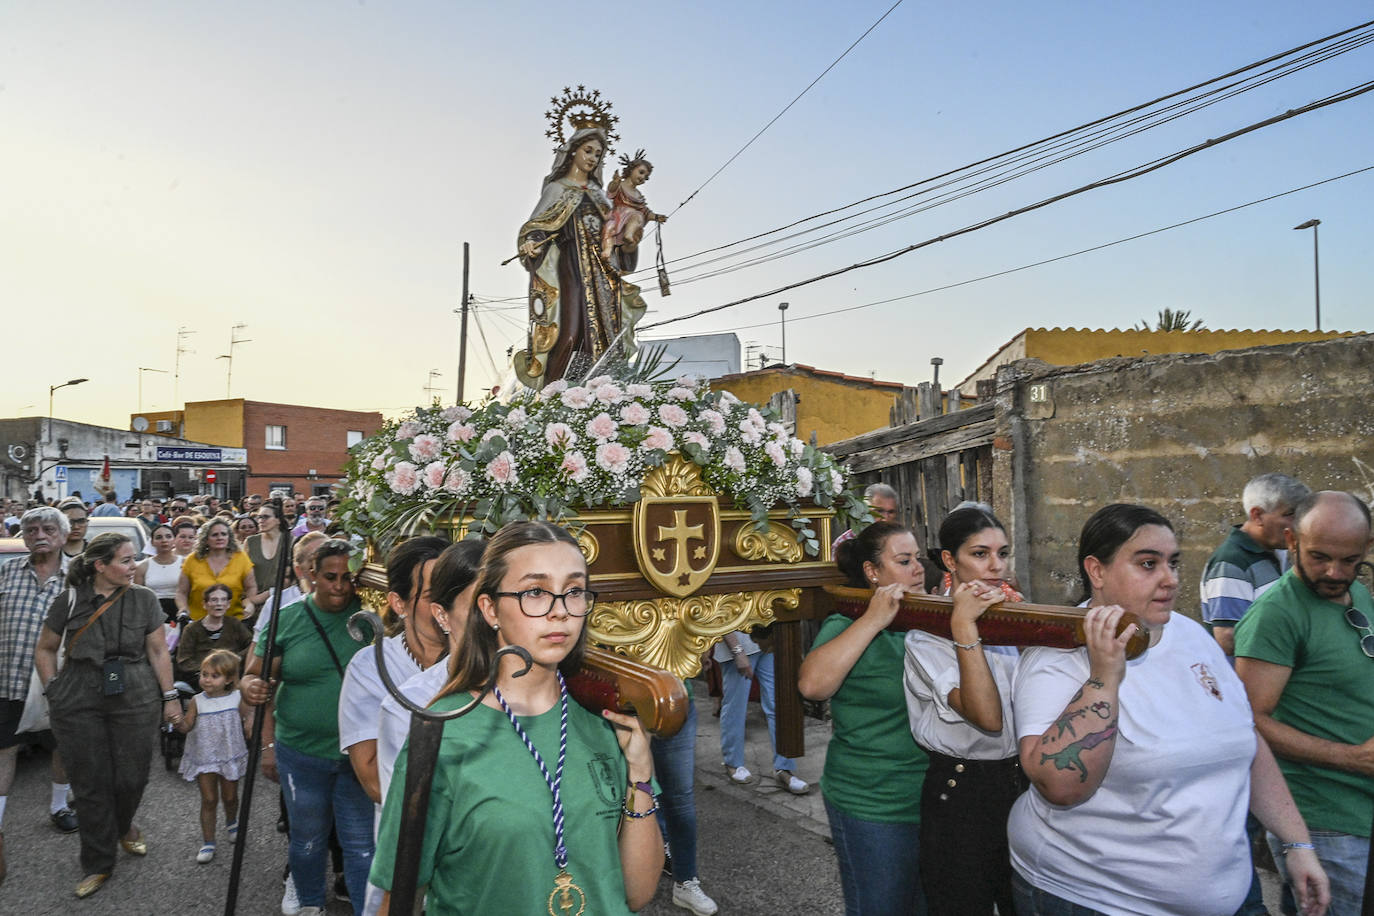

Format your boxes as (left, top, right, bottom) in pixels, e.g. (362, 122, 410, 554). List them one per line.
(1040, 723, 1118, 782)
(1051, 706, 1088, 739)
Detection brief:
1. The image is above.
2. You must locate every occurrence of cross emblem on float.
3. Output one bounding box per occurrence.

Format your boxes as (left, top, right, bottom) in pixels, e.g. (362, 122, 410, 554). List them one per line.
(633, 477, 720, 598)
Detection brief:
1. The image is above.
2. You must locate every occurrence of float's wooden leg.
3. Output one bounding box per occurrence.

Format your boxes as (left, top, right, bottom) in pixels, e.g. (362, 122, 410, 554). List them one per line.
(775, 618, 805, 759)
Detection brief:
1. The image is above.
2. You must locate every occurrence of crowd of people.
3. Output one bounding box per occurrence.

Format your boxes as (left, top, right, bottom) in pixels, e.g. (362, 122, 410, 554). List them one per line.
(0, 472, 1369, 915)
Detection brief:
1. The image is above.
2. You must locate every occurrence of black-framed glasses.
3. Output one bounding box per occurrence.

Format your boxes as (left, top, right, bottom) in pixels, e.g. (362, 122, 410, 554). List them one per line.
(1344, 607, 1374, 658)
(495, 587, 597, 618)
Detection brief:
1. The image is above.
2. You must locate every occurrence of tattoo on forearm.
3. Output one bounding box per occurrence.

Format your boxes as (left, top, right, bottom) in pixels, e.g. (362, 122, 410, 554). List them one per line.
(1086, 676, 1104, 689)
(1040, 721, 1118, 782)
(1090, 701, 1111, 718)
(1051, 707, 1088, 739)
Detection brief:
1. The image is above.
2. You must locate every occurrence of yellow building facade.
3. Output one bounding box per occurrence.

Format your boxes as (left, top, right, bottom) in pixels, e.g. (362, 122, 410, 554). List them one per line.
(712, 364, 908, 446)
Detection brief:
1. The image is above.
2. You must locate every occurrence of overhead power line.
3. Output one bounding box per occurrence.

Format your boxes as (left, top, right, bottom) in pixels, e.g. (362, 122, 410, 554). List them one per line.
(636, 19, 1374, 283)
(640, 78, 1374, 332)
(638, 163, 1374, 336)
(663, 0, 906, 219)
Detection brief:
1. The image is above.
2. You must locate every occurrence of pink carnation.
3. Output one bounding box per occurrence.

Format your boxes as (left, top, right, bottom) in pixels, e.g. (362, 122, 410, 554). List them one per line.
(698, 409, 726, 435)
(768, 422, 787, 437)
(545, 422, 577, 448)
(422, 461, 448, 489)
(444, 467, 471, 495)
(560, 386, 593, 409)
(485, 451, 518, 486)
(675, 375, 699, 389)
(796, 466, 815, 497)
(667, 386, 694, 401)
(585, 412, 619, 441)
(561, 450, 590, 483)
(723, 446, 746, 474)
(619, 402, 651, 425)
(642, 426, 673, 451)
(447, 421, 476, 443)
(625, 383, 653, 398)
(586, 375, 612, 389)
(747, 408, 766, 429)
(370, 453, 388, 471)
(658, 404, 688, 428)
(481, 428, 504, 443)
(738, 421, 762, 446)
(541, 379, 569, 397)
(388, 461, 420, 495)
(683, 430, 710, 450)
(441, 406, 472, 422)
(765, 441, 787, 468)
(594, 382, 624, 404)
(505, 407, 528, 428)
(409, 434, 442, 462)
(790, 438, 805, 458)
(596, 442, 632, 475)
(396, 421, 421, 440)
(829, 469, 844, 493)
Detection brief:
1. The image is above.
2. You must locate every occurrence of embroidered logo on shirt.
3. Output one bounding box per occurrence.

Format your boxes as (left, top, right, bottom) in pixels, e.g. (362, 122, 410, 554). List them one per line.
(1190, 662, 1223, 700)
(586, 751, 621, 808)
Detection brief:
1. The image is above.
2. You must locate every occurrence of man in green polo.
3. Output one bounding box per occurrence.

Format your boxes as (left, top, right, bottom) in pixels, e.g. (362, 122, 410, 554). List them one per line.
(1236, 490, 1374, 914)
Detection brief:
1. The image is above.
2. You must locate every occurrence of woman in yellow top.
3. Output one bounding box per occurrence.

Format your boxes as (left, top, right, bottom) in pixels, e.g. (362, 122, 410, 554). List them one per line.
(175, 518, 260, 621)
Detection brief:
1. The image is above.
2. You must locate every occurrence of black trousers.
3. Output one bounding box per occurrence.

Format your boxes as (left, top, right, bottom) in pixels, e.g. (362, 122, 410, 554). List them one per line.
(919, 750, 1027, 916)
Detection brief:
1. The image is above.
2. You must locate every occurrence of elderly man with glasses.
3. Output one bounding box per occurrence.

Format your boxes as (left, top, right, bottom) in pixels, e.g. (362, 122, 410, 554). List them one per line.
(0, 507, 80, 882)
(1236, 491, 1374, 915)
(291, 498, 330, 537)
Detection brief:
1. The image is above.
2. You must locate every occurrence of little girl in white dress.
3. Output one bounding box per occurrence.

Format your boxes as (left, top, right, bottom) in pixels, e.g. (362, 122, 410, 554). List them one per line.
(176, 648, 249, 863)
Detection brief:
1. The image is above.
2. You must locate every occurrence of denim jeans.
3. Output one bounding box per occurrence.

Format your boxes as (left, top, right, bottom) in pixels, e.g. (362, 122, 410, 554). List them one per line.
(1011, 870, 1105, 916)
(719, 651, 794, 773)
(1268, 829, 1369, 916)
(824, 795, 926, 916)
(276, 741, 376, 913)
(651, 698, 699, 882)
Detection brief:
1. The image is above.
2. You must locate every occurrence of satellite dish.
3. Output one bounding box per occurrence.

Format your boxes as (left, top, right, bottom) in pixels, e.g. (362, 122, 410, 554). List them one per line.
(132, 416, 150, 432)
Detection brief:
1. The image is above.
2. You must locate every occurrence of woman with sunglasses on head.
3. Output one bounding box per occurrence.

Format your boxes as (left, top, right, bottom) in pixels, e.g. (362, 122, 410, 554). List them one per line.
(799, 521, 931, 916)
(242, 539, 375, 914)
(1009, 504, 1329, 916)
(903, 504, 1024, 915)
(370, 521, 662, 915)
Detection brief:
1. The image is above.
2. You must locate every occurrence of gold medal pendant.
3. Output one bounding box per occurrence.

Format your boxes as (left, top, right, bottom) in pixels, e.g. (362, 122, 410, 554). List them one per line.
(547, 869, 586, 916)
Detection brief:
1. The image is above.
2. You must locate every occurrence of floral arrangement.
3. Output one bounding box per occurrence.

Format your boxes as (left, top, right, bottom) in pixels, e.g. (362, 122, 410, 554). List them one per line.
(337, 373, 868, 557)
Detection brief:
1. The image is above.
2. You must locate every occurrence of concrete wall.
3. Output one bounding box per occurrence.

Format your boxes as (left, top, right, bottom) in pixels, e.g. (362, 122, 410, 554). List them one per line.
(992, 334, 1374, 617)
(656, 333, 741, 380)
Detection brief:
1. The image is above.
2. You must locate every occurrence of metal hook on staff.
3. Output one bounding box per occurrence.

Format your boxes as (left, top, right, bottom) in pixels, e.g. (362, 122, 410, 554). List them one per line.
(500, 234, 554, 267)
(348, 609, 532, 916)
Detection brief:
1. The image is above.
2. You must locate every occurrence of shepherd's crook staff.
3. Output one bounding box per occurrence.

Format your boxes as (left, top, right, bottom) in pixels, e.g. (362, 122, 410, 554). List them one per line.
(223, 528, 294, 916)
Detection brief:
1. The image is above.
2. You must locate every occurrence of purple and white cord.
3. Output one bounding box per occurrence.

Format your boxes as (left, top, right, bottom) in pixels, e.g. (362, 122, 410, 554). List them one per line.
(493, 670, 570, 868)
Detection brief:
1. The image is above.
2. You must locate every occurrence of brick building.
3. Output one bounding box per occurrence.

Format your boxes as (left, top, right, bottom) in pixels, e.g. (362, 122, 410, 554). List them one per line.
(133, 399, 383, 498)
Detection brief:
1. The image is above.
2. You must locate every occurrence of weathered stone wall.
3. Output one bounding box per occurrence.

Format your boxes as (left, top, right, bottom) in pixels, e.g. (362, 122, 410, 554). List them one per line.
(992, 334, 1374, 617)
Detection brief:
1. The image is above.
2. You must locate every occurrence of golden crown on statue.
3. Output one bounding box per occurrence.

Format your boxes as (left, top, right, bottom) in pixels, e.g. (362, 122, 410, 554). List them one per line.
(544, 85, 620, 155)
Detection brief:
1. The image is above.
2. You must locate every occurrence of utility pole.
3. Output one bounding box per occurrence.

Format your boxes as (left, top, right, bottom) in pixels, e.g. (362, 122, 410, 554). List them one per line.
(1292, 219, 1321, 330)
(174, 327, 195, 407)
(217, 324, 252, 398)
(778, 301, 789, 365)
(456, 242, 471, 404)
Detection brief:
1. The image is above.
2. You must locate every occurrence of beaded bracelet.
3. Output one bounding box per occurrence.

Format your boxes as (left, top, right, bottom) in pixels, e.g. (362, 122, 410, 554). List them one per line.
(953, 637, 983, 651)
(1280, 842, 1315, 854)
(622, 800, 659, 819)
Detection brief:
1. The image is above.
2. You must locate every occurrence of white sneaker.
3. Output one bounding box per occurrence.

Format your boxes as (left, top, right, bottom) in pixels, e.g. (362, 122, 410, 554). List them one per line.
(673, 878, 719, 915)
(727, 765, 752, 784)
(196, 843, 215, 864)
(776, 769, 811, 795)
(281, 874, 302, 915)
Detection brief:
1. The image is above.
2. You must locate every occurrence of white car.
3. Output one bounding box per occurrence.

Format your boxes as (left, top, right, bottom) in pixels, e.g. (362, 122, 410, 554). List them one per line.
(87, 517, 151, 555)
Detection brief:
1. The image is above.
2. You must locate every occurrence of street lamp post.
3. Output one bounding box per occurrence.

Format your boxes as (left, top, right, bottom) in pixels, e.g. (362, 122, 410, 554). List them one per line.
(778, 301, 790, 365)
(1293, 219, 1321, 330)
(48, 378, 89, 441)
(138, 367, 168, 413)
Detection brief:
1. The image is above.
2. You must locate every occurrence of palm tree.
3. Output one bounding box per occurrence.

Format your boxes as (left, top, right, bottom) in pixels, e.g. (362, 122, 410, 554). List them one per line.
(1135, 308, 1205, 331)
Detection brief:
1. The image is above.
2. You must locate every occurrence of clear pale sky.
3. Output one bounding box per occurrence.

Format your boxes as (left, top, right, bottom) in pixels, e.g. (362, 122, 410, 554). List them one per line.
(4, 1, 1371, 429)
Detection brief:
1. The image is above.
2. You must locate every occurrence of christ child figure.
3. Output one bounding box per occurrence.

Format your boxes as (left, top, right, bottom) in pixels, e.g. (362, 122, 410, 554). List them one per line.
(600, 149, 667, 273)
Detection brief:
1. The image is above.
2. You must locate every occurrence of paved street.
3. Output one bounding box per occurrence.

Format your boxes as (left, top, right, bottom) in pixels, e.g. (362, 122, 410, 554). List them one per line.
(0, 680, 1282, 915)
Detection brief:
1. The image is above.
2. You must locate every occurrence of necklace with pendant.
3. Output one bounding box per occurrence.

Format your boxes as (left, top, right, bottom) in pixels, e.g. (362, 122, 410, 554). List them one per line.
(493, 672, 585, 916)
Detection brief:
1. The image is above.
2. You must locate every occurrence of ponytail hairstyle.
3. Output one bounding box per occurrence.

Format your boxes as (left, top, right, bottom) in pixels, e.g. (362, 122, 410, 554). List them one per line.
(836, 521, 917, 588)
(436, 522, 586, 703)
(1076, 503, 1174, 603)
(65, 532, 132, 589)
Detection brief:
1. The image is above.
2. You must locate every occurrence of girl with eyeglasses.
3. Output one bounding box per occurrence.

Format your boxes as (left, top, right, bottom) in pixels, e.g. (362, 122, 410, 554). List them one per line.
(369, 521, 663, 915)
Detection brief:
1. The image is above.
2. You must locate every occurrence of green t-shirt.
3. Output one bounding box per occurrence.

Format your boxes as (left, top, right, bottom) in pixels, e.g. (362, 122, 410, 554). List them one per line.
(254, 596, 366, 760)
(371, 692, 633, 915)
(1234, 570, 1374, 836)
(813, 614, 928, 823)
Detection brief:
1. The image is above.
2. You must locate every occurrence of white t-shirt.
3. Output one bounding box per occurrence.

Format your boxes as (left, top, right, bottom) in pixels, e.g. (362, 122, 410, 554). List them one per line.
(904, 631, 1019, 759)
(1007, 614, 1255, 916)
(376, 661, 452, 807)
(253, 586, 304, 640)
(142, 554, 185, 599)
(338, 633, 423, 754)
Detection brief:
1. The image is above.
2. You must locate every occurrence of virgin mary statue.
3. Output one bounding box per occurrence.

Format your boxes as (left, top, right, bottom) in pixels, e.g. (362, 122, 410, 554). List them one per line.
(512, 126, 645, 389)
